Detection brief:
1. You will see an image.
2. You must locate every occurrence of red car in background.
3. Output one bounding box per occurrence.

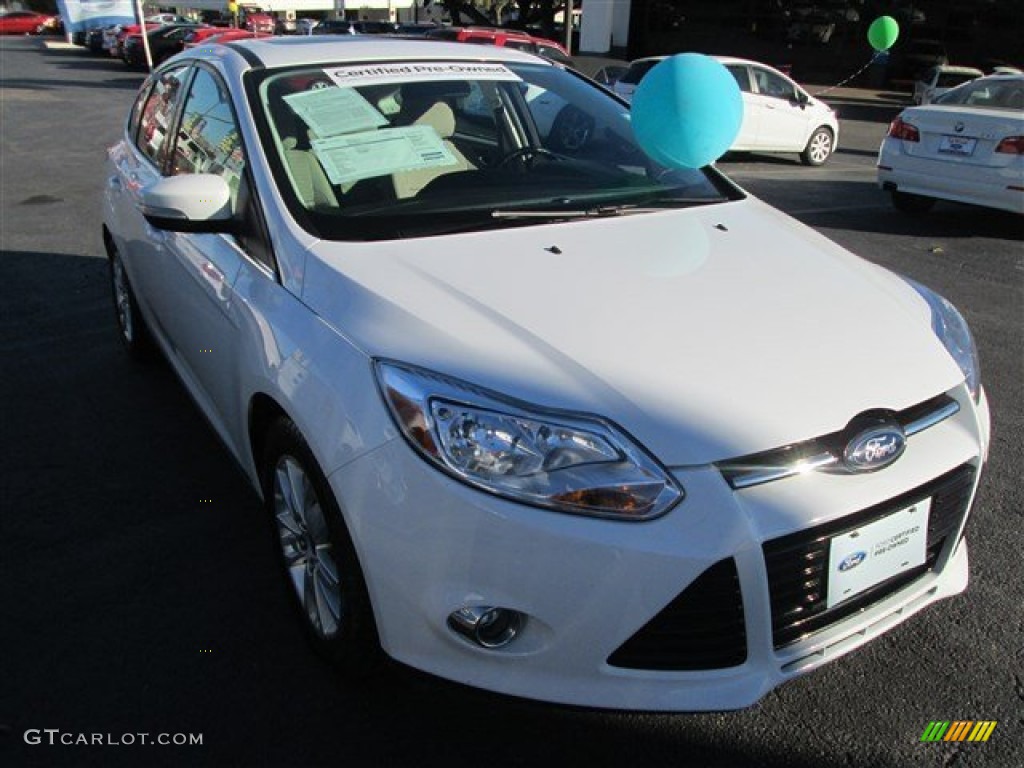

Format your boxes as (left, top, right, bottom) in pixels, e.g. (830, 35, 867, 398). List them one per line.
(184, 28, 268, 48)
(239, 6, 274, 35)
(0, 10, 58, 35)
(424, 26, 571, 65)
(110, 22, 162, 58)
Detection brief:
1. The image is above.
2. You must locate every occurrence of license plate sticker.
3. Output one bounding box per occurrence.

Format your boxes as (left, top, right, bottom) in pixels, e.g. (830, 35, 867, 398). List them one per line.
(826, 499, 931, 609)
(939, 135, 977, 155)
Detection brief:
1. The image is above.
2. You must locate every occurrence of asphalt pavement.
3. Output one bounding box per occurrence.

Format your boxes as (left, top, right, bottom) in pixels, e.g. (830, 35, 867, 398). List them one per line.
(1, 36, 1022, 768)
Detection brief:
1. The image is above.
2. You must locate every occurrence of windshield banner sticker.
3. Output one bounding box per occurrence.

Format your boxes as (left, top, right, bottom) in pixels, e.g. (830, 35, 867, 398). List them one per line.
(325, 62, 521, 88)
(311, 125, 457, 186)
(284, 87, 388, 139)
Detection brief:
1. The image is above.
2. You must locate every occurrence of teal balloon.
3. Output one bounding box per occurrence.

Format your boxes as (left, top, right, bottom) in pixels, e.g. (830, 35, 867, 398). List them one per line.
(631, 53, 743, 170)
(867, 16, 900, 51)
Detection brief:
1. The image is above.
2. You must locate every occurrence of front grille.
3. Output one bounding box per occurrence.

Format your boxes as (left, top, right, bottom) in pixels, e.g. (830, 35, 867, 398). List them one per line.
(607, 558, 747, 670)
(763, 463, 976, 649)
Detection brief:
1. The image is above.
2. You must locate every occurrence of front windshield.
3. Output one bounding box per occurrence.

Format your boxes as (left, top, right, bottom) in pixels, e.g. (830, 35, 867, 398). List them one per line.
(252, 60, 737, 240)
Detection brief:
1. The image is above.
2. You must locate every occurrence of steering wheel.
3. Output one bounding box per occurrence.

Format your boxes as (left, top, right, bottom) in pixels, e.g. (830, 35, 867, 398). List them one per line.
(497, 146, 562, 169)
(549, 105, 595, 153)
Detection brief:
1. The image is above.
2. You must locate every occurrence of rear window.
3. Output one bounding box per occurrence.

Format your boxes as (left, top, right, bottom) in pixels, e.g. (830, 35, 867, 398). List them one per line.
(619, 60, 660, 85)
(934, 77, 1024, 109)
(936, 73, 979, 88)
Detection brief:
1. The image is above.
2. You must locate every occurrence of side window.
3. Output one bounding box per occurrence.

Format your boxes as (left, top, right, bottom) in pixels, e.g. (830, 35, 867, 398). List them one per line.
(136, 66, 189, 170)
(127, 80, 155, 142)
(753, 68, 796, 101)
(170, 67, 247, 209)
(726, 65, 752, 93)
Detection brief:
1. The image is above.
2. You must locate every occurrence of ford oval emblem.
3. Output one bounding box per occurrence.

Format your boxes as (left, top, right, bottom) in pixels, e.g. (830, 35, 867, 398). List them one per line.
(843, 425, 906, 472)
(838, 551, 867, 572)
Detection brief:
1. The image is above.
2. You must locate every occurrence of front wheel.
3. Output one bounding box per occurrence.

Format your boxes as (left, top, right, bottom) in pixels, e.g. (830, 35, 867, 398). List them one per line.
(801, 127, 834, 166)
(108, 245, 154, 359)
(891, 190, 936, 214)
(262, 418, 381, 677)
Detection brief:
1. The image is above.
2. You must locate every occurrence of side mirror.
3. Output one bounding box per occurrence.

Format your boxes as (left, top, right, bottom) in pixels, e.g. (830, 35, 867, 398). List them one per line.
(140, 174, 235, 233)
(792, 90, 810, 109)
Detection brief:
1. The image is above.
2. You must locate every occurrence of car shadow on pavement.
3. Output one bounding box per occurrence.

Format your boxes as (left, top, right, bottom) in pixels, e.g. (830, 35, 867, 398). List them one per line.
(740, 178, 1024, 241)
(0, 248, 913, 768)
(55, 58, 143, 73)
(0, 75, 143, 90)
(822, 102, 905, 124)
(720, 152, 803, 167)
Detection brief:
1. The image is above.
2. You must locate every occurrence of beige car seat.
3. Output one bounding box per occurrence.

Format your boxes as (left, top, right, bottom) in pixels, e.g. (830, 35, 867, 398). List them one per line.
(269, 84, 339, 210)
(393, 101, 475, 199)
(282, 136, 338, 209)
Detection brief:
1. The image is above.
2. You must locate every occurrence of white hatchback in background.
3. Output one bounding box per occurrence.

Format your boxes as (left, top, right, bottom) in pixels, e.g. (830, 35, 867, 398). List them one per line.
(103, 38, 988, 712)
(879, 73, 1024, 214)
(613, 55, 840, 165)
(913, 65, 983, 105)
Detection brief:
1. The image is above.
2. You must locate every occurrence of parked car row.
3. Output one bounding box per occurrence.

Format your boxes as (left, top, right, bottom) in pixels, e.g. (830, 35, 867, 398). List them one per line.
(74, 20, 571, 69)
(68, 13, 1022, 218)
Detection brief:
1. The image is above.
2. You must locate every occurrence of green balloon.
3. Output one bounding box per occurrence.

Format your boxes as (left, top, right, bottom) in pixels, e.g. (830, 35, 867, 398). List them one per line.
(867, 16, 900, 51)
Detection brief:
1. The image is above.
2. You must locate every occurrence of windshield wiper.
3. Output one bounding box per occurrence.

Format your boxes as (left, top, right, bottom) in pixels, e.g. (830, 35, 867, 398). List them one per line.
(491, 198, 724, 220)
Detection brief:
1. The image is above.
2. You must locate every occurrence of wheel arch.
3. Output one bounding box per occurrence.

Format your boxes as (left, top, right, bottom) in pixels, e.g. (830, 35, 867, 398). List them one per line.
(248, 392, 292, 493)
(811, 123, 835, 142)
(102, 225, 115, 256)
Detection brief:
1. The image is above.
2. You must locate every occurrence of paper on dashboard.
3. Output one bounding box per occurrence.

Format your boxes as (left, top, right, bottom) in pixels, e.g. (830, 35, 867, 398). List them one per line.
(311, 126, 457, 186)
(283, 87, 389, 139)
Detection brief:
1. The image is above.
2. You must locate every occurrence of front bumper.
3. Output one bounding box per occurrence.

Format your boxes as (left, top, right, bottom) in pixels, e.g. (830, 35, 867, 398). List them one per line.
(329, 386, 990, 711)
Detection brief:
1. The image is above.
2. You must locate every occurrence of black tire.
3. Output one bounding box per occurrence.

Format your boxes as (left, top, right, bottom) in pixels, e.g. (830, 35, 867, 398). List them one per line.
(261, 418, 382, 677)
(891, 190, 936, 214)
(800, 126, 834, 166)
(108, 244, 155, 360)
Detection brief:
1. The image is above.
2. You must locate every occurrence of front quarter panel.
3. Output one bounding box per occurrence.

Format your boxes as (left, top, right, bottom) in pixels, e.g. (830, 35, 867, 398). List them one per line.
(227, 260, 395, 490)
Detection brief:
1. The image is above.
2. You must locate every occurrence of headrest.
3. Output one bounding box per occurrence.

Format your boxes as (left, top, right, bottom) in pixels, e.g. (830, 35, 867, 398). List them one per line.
(413, 102, 456, 139)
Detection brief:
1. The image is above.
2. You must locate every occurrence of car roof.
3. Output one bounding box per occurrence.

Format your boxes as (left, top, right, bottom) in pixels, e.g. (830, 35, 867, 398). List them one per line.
(213, 36, 552, 70)
(931, 65, 984, 75)
(627, 54, 766, 68)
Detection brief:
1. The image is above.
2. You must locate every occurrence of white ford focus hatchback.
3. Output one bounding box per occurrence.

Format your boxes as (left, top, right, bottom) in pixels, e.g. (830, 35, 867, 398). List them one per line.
(614, 55, 840, 166)
(103, 38, 989, 712)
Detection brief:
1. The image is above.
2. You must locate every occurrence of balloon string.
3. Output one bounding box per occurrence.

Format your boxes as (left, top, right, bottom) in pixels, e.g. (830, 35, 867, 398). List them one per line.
(812, 52, 886, 98)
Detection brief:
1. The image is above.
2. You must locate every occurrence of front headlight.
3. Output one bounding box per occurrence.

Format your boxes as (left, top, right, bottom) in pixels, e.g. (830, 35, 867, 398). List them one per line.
(375, 361, 683, 521)
(907, 279, 981, 401)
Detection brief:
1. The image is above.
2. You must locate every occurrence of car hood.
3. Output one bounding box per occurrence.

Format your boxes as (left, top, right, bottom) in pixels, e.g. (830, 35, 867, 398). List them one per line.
(301, 198, 963, 466)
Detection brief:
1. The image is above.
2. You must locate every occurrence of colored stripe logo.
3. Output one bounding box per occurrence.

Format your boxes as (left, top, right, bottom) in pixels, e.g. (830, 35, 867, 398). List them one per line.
(920, 721, 997, 742)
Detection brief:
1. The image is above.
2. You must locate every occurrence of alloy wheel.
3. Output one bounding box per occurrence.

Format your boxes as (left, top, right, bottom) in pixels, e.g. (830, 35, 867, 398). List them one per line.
(273, 456, 343, 638)
(808, 131, 832, 164)
(111, 255, 133, 343)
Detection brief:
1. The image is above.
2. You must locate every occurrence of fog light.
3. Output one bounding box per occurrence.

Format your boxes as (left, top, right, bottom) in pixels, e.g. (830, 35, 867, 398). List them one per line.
(447, 606, 523, 649)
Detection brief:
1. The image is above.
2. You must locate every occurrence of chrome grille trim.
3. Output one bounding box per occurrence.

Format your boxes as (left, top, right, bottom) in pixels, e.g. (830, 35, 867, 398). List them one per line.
(905, 398, 960, 436)
(717, 395, 961, 490)
(727, 452, 838, 490)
